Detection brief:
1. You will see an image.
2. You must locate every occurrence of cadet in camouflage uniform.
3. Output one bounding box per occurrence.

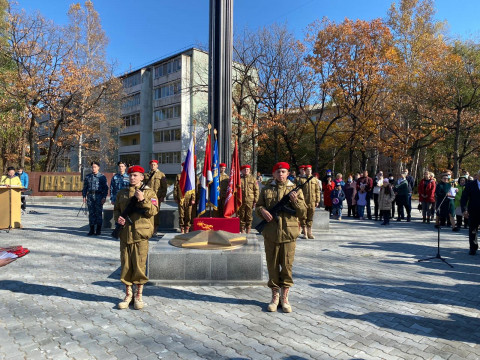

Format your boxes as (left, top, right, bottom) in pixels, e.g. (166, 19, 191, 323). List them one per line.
(173, 163, 197, 233)
(297, 165, 320, 239)
(295, 165, 306, 183)
(82, 161, 108, 236)
(144, 160, 167, 234)
(110, 161, 129, 205)
(238, 165, 259, 233)
(216, 162, 229, 217)
(256, 162, 306, 313)
(114, 165, 159, 310)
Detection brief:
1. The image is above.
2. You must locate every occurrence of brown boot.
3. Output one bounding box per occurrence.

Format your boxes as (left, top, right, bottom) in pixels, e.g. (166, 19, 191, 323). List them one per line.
(301, 226, 307, 239)
(280, 287, 292, 313)
(307, 227, 314, 239)
(246, 226, 251, 234)
(134, 284, 144, 310)
(267, 287, 280, 312)
(118, 285, 133, 310)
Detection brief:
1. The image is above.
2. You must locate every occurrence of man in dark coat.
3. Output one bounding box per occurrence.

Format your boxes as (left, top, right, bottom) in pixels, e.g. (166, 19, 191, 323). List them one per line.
(461, 170, 480, 255)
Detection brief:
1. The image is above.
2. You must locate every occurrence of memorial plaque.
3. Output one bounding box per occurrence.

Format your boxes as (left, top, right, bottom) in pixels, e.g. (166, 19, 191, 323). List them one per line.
(39, 175, 83, 192)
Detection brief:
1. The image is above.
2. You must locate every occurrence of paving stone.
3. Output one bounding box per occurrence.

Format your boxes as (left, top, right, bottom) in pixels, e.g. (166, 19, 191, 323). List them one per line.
(0, 202, 479, 359)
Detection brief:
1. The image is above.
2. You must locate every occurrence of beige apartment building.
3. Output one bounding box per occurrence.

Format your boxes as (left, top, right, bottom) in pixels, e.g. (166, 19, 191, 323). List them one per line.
(119, 47, 209, 175)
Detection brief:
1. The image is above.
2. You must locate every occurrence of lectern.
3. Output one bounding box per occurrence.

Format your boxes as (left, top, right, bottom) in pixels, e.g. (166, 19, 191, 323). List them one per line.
(0, 186, 22, 229)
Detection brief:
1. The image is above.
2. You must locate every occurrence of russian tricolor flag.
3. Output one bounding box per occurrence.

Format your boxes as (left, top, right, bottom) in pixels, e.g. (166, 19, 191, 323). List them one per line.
(180, 136, 196, 197)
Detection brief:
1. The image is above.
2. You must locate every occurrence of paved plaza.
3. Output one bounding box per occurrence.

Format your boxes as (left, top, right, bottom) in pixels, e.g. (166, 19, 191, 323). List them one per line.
(1, 200, 479, 360)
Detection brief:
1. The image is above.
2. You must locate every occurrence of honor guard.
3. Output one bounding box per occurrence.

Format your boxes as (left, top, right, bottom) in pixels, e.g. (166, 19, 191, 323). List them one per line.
(238, 164, 259, 233)
(216, 163, 229, 217)
(297, 165, 320, 239)
(295, 165, 306, 184)
(114, 165, 159, 310)
(173, 163, 197, 233)
(256, 162, 307, 313)
(144, 160, 167, 235)
(82, 161, 108, 236)
(110, 161, 129, 205)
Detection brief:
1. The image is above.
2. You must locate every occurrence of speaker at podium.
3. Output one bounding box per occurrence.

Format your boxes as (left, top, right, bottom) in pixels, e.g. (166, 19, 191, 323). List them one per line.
(0, 186, 23, 229)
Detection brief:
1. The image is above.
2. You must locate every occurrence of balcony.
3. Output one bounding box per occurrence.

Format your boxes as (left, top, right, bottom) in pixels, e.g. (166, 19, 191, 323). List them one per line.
(118, 144, 141, 153)
(153, 118, 181, 130)
(154, 94, 181, 108)
(120, 125, 141, 135)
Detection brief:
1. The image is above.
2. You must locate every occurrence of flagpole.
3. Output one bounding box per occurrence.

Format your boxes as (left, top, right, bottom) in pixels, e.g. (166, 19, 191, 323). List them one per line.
(208, 124, 212, 217)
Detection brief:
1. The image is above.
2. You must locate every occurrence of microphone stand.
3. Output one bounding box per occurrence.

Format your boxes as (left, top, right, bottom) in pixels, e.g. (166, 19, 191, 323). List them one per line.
(418, 192, 453, 268)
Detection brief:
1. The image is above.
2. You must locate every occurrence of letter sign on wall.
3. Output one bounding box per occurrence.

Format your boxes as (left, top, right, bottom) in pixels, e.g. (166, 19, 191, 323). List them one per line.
(39, 175, 83, 192)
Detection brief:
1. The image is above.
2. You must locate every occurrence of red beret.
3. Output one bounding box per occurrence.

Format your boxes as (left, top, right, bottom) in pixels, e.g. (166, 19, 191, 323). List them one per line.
(299, 165, 305, 169)
(240, 165, 251, 170)
(272, 162, 290, 172)
(128, 165, 145, 174)
(219, 163, 227, 168)
(181, 162, 185, 166)
(305, 165, 312, 169)
(149, 160, 158, 164)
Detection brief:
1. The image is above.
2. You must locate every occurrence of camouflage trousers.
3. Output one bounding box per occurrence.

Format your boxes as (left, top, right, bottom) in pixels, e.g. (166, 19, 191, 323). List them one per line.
(87, 194, 104, 226)
(238, 203, 253, 229)
(120, 240, 149, 285)
(299, 204, 316, 227)
(263, 239, 296, 289)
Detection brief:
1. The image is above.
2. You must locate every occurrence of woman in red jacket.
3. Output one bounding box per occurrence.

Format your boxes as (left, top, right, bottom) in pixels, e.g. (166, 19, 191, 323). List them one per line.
(418, 171, 436, 223)
(323, 175, 336, 215)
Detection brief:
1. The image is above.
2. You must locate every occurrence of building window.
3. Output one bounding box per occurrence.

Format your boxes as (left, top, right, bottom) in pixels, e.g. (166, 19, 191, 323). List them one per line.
(154, 58, 182, 78)
(123, 113, 140, 127)
(154, 81, 181, 100)
(155, 151, 182, 164)
(122, 73, 141, 88)
(122, 93, 140, 109)
(154, 105, 181, 121)
(153, 128, 181, 143)
(132, 138, 137, 145)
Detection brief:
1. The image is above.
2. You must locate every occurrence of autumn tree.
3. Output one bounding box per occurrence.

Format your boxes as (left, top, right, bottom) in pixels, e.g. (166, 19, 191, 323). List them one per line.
(307, 18, 397, 173)
(1, 5, 69, 171)
(41, 1, 122, 172)
(427, 41, 480, 176)
(386, 0, 447, 178)
(0, 0, 23, 170)
(249, 24, 310, 170)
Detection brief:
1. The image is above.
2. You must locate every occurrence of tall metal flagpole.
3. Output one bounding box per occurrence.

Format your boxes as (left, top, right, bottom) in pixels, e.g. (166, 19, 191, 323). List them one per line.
(209, 0, 233, 166)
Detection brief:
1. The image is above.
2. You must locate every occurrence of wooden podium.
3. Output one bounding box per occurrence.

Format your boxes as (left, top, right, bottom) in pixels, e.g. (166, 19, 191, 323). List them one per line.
(0, 186, 22, 229)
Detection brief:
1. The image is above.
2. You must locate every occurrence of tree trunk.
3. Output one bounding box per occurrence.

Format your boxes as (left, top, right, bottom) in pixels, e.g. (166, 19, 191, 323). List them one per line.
(452, 109, 462, 178)
(28, 113, 36, 172)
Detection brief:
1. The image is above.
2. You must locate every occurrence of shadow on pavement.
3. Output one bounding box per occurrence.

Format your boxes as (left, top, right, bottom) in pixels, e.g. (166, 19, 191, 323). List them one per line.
(0, 280, 118, 304)
(92, 280, 267, 310)
(148, 286, 266, 309)
(339, 239, 480, 284)
(325, 310, 480, 344)
(311, 280, 480, 310)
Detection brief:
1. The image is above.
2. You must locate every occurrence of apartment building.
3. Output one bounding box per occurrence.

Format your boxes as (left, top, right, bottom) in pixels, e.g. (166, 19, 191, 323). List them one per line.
(119, 47, 209, 176)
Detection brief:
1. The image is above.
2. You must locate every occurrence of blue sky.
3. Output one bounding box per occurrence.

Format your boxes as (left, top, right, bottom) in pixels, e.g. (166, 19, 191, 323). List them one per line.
(15, 0, 480, 74)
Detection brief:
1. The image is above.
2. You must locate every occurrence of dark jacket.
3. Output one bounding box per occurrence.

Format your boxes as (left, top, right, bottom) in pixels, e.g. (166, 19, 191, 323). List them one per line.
(344, 181, 357, 206)
(394, 179, 409, 197)
(461, 179, 480, 214)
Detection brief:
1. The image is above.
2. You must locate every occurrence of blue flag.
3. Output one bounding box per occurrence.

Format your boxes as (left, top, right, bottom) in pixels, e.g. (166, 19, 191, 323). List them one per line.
(209, 136, 219, 210)
(198, 133, 212, 216)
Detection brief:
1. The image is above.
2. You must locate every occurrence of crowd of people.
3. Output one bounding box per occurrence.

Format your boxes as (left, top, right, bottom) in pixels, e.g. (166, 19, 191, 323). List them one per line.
(306, 168, 477, 228)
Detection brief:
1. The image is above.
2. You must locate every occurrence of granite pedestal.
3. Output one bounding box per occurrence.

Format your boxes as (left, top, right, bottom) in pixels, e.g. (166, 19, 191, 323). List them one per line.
(313, 208, 330, 231)
(148, 233, 264, 285)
